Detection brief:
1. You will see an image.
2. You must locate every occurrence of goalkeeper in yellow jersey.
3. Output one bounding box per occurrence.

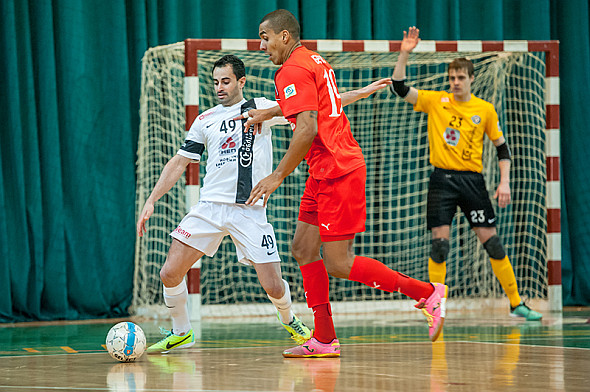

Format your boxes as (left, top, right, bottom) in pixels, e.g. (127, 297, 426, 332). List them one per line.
(391, 26, 541, 320)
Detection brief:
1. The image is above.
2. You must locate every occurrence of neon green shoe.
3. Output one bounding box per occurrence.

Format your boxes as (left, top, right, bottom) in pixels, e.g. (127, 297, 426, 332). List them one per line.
(278, 313, 312, 345)
(146, 328, 195, 354)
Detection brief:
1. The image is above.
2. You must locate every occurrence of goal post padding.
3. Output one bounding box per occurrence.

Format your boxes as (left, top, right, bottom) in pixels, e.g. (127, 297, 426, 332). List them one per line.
(133, 39, 560, 317)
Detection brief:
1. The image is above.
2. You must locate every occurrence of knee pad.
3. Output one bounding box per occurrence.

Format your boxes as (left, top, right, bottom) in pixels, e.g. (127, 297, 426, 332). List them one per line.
(430, 239, 450, 263)
(483, 235, 506, 259)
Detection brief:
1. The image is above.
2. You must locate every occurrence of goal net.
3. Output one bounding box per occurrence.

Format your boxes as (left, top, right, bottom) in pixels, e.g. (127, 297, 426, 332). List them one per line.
(133, 40, 551, 317)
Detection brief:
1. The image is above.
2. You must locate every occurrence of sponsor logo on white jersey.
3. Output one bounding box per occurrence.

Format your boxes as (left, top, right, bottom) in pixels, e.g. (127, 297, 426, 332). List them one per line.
(239, 134, 254, 167)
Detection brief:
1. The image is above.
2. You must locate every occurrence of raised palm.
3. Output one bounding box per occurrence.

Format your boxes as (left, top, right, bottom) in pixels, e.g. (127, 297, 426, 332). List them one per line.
(401, 26, 420, 52)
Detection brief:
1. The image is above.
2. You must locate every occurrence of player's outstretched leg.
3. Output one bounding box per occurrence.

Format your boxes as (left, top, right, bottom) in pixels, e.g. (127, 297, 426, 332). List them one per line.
(282, 337, 341, 358)
(146, 327, 195, 354)
(347, 255, 448, 341)
(415, 283, 448, 342)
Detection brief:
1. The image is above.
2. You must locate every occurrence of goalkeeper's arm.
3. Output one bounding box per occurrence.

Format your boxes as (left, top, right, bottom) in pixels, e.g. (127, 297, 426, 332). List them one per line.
(391, 51, 418, 105)
(492, 136, 512, 208)
(391, 27, 420, 105)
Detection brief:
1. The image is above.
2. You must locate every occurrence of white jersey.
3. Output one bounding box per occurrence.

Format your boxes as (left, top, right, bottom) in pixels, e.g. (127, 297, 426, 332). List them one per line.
(178, 98, 286, 206)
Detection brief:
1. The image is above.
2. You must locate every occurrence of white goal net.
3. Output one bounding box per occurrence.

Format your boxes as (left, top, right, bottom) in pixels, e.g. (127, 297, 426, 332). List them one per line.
(133, 41, 549, 317)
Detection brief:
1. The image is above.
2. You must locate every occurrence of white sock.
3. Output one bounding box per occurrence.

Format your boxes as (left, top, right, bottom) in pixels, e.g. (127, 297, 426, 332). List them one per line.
(267, 279, 294, 324)
(163, 280, 192, 335)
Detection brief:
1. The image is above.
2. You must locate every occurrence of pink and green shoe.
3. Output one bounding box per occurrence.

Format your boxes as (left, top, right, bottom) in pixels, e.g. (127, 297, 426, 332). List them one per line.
(282, 337, 340, 358)
(415, 283, 448, 342)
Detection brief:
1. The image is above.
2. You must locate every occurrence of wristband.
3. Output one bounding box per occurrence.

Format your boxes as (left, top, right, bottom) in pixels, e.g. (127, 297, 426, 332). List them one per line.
(390, 78, 410, 98)
(496, 142, 511, 161)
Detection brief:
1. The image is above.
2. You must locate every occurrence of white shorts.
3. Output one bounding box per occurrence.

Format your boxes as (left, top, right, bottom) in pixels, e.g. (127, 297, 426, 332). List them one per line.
(170, 201, 281, 265)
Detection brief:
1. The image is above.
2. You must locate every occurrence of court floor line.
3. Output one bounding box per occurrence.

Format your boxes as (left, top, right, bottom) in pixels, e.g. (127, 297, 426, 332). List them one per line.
(0, 341, 434, 359)
(4, 338, 588, 360)
(454, 340, 590, 350)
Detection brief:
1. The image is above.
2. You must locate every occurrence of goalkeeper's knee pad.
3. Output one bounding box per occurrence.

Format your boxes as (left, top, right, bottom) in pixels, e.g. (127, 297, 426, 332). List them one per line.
(483, 235, 506, 259)
(430, 238, 450, 263)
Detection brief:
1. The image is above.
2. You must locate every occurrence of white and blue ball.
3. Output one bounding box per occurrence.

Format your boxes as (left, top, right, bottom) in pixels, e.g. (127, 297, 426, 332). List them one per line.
(106, 322, 146, 362)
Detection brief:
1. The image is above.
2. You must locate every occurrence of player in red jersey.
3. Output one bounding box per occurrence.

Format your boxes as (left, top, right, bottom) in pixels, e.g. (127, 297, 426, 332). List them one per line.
(243, 9, 448, 357)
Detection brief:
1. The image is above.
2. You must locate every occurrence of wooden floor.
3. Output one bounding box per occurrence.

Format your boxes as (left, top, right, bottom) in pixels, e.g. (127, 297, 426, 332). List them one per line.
(1, 308, 589, 391)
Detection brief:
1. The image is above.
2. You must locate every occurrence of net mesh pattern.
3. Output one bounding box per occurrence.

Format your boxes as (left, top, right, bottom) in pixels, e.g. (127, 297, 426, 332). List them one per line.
(133, 44, 547, 315)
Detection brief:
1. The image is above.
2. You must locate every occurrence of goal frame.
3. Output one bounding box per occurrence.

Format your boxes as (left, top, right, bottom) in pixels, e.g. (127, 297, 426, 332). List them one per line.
(182, 38, 561, 318)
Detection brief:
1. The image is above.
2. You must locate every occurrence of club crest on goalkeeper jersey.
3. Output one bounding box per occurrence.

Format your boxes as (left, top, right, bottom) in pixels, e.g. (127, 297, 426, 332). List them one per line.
(414, 90, 504, 173)
(178, 98, 287, 206)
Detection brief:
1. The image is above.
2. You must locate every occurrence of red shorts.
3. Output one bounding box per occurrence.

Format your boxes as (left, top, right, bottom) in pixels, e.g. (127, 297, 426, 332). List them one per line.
(298, 166, 366, 242)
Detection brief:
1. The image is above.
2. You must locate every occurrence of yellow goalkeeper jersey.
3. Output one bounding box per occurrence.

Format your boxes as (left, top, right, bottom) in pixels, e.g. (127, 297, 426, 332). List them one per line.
(414, 90, 503, 173)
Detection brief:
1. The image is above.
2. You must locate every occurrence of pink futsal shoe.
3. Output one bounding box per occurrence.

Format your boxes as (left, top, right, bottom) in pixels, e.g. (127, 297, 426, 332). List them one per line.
(282, 337, 340, 358)
(415, 283, 448, 342)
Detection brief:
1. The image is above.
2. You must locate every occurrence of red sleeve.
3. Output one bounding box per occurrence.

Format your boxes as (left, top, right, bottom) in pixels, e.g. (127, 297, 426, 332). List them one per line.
(275, 64, 319, 118)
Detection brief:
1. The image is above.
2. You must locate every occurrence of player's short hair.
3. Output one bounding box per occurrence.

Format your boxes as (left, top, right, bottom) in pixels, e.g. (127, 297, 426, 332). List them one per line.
(212, 55, 246, 80)
(260, 9, 301, 41)
(449, 57, 474, 77)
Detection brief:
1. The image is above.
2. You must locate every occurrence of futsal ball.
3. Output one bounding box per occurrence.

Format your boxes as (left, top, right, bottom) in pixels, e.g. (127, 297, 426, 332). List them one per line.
(106, 322, 147, 362)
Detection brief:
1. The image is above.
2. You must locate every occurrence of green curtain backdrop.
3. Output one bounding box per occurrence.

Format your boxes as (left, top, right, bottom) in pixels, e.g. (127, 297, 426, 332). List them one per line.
(1, 0, 588, 322)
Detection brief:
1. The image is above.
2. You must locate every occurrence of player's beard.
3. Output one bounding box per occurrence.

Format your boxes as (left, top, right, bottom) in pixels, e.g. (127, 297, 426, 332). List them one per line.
(217, 91, 239, 106)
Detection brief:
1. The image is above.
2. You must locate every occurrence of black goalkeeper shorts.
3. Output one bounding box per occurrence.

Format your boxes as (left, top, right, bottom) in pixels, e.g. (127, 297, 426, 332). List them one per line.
(426, 167, 497, 229)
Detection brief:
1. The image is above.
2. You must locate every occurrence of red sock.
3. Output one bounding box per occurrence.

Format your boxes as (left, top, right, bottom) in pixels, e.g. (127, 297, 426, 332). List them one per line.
(311, 303, 336, 343)
(300, 260, 336, 343)
(348, 256, 434, 301)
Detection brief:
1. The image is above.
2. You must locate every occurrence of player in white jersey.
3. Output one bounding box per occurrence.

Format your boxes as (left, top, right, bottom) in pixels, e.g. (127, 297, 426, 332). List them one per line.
(181, 95, 282, 206)
(137, 54, 392, 354)
(137, 55, 310, 354)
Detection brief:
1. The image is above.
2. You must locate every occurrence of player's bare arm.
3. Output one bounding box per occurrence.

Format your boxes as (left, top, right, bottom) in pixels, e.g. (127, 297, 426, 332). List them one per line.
(137, 154, 193, 236)
(237, 78, 391, 134)
(237, 105, 283, 133)
(492, 136, 511, 208)
(246, 110, 318, 207)
(340, 78, 392, 106)
(392, 26, 420, 105)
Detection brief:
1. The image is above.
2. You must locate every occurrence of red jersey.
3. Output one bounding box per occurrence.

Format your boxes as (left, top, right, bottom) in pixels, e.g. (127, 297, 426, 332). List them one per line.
(274, 46, 365, 180)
